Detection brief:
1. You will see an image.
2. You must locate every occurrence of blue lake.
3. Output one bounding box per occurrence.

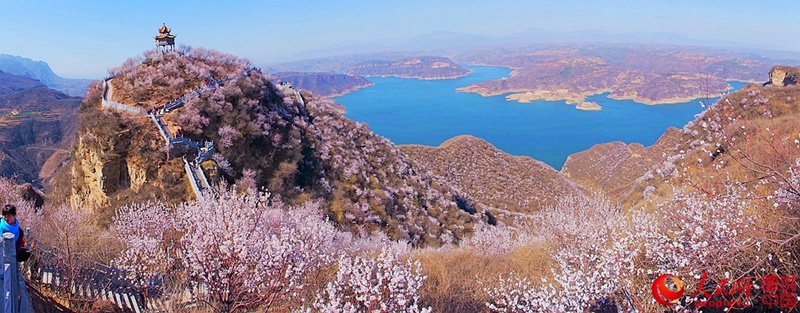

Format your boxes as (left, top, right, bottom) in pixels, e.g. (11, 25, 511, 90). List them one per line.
(334, 66, 747, 170)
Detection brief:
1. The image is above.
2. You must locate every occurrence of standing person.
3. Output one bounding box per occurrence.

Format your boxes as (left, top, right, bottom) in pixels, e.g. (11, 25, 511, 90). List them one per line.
(1, 204, 32, 311)
(1, 205, 23, 252)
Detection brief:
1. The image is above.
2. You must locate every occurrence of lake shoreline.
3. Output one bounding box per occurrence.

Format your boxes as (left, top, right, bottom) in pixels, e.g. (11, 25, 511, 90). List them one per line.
(334, 65, 746, 168)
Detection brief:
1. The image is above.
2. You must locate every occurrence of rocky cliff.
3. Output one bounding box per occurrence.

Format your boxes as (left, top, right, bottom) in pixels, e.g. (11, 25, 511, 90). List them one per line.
(768, 66, 800, 87)
(348, 56, 472, 80)
(68, 104, 187, 221)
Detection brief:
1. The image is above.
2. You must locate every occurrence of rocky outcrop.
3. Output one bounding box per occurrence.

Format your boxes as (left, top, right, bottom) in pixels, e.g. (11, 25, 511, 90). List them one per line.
(69, 114, 174, 212)
(70, 132, 125, 209)
(68, 82, 191, 221)
(348, 56, 472, 80)
(768, 66, 800, 86)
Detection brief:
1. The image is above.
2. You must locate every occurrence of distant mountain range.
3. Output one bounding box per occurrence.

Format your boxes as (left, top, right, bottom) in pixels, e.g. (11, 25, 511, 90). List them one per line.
(0, 54, 92, 97)
(269, 44, 800, 106)
(266, 52, 420, 73)
(267, 29, 800, 69)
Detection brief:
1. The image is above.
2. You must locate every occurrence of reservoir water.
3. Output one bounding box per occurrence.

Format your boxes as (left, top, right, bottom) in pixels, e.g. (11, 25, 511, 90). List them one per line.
(334, 66, 747, 169)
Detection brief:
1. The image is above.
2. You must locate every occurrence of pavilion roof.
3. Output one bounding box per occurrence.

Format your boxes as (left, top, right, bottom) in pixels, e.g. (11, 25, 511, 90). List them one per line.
(155, 23, 176, 40)
(158, 23, 171, 34)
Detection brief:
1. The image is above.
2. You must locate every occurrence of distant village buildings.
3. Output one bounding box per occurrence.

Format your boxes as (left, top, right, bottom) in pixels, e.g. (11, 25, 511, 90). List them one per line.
(154, 23, 176, 52)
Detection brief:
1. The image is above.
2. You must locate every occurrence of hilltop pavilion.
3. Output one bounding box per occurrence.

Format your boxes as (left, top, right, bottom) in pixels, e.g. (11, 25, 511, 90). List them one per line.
(154, 23, 176, 52)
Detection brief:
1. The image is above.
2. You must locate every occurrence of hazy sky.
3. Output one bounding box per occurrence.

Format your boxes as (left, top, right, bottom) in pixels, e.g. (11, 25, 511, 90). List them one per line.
(2, 0, 798, 78)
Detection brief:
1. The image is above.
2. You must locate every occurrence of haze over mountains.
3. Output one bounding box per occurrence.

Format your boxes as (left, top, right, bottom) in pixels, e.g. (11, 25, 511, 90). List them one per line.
(268, 29, 800, 70)
(269, 43, 797, 120)
(261, 28, 800, 115)
(0, 54, 92, 97)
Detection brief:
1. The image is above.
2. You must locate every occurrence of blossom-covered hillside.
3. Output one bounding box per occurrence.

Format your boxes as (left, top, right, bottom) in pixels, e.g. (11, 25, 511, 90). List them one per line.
(66, 47, 483, 244)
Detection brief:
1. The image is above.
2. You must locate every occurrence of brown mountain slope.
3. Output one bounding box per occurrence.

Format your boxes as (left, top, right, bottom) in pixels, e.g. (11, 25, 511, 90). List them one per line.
(654, 67, 800, 201)
(563, 65, 800, 210)
(400, 135, 586, 214)
(561, 128, 683, 201)
(0, 71, 81, 187)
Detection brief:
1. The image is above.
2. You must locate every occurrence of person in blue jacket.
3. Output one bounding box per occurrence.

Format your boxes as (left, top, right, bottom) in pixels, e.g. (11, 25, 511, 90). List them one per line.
(0, 205, 23, 252)
(0, 204, 32, 311)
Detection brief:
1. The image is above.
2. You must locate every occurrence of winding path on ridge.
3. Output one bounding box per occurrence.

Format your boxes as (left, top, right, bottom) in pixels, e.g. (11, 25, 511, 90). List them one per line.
(101, 67, 262, 201)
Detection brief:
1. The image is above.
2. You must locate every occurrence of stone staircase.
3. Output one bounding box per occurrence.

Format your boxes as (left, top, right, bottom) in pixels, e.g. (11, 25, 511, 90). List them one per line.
(84, 66, 277, 312)
(101, 67, 260, 200)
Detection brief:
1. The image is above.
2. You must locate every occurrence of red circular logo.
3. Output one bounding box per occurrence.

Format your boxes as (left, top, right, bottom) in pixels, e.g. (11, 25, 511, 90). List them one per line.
(652, 274, 685, 306)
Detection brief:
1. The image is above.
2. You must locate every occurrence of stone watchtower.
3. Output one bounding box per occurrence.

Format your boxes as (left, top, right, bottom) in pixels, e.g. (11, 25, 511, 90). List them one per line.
(154, 23, 176, 52)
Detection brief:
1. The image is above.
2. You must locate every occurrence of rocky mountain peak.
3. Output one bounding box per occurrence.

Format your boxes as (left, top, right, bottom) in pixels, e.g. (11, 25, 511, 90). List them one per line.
(65, 47, 481, 244)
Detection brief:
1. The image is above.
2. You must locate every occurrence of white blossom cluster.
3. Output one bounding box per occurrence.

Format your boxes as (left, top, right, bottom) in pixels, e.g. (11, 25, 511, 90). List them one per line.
(639, 186, 757, 278)
(310, 248, 431, 313)
(483, 183, 763, 312)
(0, 179, 43, 234)
(111, 186, 443, 312)
(465, 224, 515, 256)
(177, 191, 339, 311)
(113, 201, 176, 291)
(485, 195, 639, 311)
(774, 158, 800, 206)
(113, 189, 342, 311)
